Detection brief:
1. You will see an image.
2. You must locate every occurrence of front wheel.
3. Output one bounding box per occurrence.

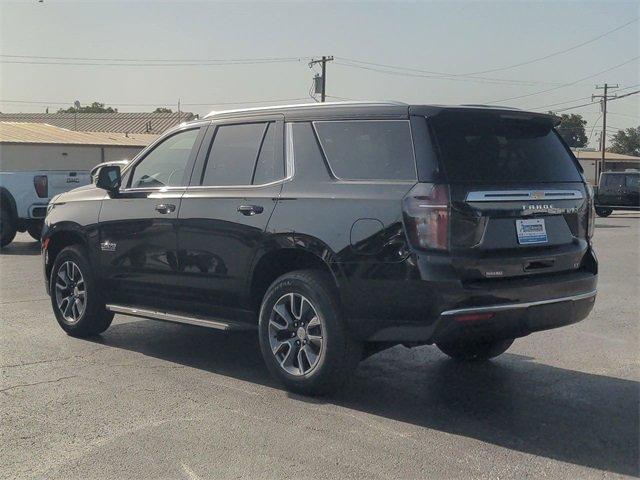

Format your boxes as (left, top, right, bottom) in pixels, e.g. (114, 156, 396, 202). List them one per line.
(436, 337, 514, 361)
(595, 207, 613, 217)
(50, 245, 114, 337)
(258, 270, 361, 396)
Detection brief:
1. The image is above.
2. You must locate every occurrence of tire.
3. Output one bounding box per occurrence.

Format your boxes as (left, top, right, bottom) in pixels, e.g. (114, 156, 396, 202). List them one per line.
(258, 270, 361, 396)
(436, 337, 514, 361)
(0, 205, 17, 248)
(50, 245, 114, 337)
(27, 222, 43, 242)
(595, 207, 613, 217)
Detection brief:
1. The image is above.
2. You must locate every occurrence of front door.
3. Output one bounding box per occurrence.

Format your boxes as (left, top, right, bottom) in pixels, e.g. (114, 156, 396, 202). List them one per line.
(98, 126, 205, 310)
(176, 117, 285, 322)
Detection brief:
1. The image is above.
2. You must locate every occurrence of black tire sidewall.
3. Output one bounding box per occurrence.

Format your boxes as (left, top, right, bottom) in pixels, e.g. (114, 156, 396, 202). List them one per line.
(0, 205, 17, 248)
(596, 208, 613, 217)
(258, 270, 359, 395)
(50, 245, 112, 336)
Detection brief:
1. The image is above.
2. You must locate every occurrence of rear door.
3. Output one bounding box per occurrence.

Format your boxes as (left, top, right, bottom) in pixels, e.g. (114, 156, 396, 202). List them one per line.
(175, 116, 285, 321)
(427, 110, 588, 280)
(623, 174, 640, 207)
(599, 173, 625, 206)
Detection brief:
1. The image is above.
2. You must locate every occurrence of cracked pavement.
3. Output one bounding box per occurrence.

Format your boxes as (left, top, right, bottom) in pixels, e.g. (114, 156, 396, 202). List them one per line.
(1, 215, 639, 479)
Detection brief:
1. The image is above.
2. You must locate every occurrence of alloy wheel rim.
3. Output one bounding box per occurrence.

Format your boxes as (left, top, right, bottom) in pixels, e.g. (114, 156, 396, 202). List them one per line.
(268, 293, 324, 376)
(55, 261, 86, 324)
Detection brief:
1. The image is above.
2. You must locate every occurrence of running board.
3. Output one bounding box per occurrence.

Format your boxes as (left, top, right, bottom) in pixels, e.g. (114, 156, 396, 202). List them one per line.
(106, 304, 255, 331)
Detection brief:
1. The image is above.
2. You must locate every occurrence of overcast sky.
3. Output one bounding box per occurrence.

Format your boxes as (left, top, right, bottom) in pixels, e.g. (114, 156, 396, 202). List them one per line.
(0, 1, 638, 148)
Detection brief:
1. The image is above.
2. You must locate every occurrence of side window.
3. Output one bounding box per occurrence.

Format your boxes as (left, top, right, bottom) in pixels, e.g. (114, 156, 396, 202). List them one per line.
(252, 123, 283, 185)
(129, 128, 200, 188)
(202, 123, 265, 186)
(313, 120, 416, 181)
(606, 174, 625, 188)
(626, 175, 639, 188)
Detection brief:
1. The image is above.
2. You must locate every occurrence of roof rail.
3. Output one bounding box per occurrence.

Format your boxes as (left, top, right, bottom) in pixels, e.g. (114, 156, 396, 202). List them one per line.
(204, 100, 407, 118)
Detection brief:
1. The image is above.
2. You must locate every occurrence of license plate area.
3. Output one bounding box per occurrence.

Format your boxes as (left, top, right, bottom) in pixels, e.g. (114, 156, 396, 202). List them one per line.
(516, 218, 548, 245)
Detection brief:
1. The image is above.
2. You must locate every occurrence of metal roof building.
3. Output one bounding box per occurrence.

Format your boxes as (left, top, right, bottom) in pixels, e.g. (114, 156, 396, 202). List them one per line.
(0, 122, 158, 171)
(0, 111, 195, 134)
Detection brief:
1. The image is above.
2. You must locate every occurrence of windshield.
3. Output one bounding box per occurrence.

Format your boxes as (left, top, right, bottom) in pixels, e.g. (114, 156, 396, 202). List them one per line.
(430, 112, 582, 184)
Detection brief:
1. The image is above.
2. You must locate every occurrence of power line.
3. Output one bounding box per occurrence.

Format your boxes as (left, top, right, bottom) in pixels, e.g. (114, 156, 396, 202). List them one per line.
(464, 18, 639, 75)
(532, 83, 640, 111)
(486, 56, 639, 104)
(552, 88, 640, 113)
(0, 97, 309, 107)
(0, 53, 309, 63)
(334, 18, 638, 79)
(0, 58, 306, 67)
(333, 60, 564, 87)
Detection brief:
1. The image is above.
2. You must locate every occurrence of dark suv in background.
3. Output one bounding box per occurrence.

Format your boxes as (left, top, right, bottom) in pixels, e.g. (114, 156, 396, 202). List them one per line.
(43, 102, 598, 395)
(594, 170, 640, 217)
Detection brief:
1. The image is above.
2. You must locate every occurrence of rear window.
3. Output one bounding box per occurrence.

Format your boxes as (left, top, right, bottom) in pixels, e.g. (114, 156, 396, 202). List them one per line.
(430, 112, 582, 183)
(604, 174, 625, 188)
(313, 120, 416, 181)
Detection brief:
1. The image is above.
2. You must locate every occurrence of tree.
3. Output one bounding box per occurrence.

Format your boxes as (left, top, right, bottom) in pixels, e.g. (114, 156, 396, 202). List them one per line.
(57, 102, 117, 113)
(555, 113, 588, 148)
(609, 127, 640, 157)
(153, 107, 173, 113)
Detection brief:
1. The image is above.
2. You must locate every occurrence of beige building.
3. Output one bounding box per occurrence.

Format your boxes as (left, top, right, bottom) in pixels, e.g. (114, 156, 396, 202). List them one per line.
(572, 149, 640, 184)
(0, 122, 158, 171)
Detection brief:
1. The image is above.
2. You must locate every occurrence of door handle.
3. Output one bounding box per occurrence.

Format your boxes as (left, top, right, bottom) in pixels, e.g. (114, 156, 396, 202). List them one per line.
(155, 203, 176, 214)
(237, 204, 264, 216)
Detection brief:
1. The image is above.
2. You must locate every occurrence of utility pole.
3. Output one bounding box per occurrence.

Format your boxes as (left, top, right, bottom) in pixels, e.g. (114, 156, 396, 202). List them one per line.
(592, 83, 618, 178)
(309, 56, 334, 102)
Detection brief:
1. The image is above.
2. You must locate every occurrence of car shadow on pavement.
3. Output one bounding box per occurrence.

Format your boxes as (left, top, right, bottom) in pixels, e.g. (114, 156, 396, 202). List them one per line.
(94, 319, 639, 477)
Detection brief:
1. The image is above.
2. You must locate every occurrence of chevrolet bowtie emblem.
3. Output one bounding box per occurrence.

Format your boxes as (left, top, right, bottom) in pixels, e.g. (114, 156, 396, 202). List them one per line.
(531, 191, 545, 200)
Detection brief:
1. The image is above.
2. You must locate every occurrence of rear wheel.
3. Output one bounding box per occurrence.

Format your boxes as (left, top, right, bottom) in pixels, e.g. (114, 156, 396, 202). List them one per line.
(50, 245, 113, 337)
(258, 270, 361, 396)
(436, 337, 514, 361)
(0, 205, 17, 248)
(595, 207, 613, 217)
(27, 222, 43, 242)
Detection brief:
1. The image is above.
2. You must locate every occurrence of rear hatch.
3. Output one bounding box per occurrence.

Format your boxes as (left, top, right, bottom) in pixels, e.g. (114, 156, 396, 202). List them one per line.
(428, 109, 590, 280)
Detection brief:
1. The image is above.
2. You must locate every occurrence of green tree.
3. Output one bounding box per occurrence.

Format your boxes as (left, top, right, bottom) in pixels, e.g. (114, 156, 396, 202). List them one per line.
(609, 127, 640, 157)
(153, 107, 173, 113)
(57, 102, 117, 113)
(555, 113, 588, 148)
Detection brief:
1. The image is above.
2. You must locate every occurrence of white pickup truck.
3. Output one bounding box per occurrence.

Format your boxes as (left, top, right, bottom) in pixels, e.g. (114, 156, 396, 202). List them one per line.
(0, 169, 92, 246)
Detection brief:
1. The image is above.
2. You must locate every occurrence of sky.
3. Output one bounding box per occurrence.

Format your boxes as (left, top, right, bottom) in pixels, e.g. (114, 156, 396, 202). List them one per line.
(0, 0, 638, 149)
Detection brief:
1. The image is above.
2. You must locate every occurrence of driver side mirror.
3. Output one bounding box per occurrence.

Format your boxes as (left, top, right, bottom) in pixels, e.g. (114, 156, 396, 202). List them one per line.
(96, 165, 122, 193)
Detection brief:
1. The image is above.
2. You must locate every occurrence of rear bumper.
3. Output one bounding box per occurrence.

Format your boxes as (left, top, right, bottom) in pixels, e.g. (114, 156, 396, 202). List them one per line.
(342, 247, 598, 343)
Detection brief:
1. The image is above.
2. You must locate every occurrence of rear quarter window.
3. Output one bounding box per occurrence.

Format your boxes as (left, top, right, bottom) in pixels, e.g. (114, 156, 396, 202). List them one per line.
(313, 120, 416, 181)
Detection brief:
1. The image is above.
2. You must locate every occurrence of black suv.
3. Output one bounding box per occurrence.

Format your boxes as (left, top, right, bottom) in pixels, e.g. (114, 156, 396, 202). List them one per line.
(43, 102, 598, 395)
(595, 170, 640, 217)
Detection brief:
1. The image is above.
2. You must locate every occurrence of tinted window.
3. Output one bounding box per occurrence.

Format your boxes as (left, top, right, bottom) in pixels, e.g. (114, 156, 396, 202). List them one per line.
(605, 174, 625, 187)
(430, 113, 582, 183)
(252, 123, 283, 184)
(314, 120, 416, 180)
(129, 128, 200, 188)
(202, 123, 266, 186)
(626, 175, 639, 188)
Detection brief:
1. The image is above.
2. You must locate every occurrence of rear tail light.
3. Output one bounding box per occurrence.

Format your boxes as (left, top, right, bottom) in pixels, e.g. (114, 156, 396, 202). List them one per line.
(454, 312, 495, 322)
(402, 183, 450, 251)
(34, 175, 48, 198)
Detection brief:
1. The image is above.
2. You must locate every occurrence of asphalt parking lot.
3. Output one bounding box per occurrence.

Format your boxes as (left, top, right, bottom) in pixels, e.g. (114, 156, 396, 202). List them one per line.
(1, 213, 638, 480)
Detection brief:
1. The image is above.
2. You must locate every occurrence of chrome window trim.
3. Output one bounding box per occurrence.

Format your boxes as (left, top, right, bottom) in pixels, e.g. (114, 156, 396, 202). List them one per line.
(465, 190, 584, 202)
(311, 119, 418, 183)
(440, 290, 596, 317)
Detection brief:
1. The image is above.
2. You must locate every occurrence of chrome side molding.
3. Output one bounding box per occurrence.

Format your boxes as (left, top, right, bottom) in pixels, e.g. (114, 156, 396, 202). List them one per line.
(106, 304, 254, 331)
(466, 190, 584, 202)
(440, 290, 596, 317)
